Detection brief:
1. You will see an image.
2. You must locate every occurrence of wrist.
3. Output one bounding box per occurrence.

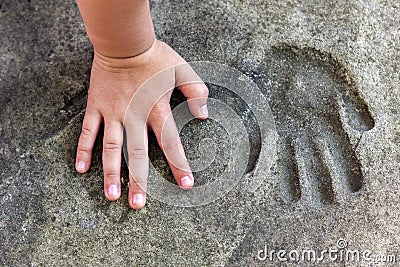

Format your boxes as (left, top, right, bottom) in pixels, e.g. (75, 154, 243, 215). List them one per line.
(92, 39, 159, 71)
(77, 0, 156, 58)
(89, 30, 156, 59)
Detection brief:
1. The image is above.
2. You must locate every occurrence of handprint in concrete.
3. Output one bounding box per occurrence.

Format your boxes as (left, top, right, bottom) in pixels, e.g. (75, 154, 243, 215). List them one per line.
(255, 46, 375, 205)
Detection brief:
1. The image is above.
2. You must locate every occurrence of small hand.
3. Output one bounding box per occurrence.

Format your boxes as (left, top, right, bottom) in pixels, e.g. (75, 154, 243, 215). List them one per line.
(75, 40, 209, 209)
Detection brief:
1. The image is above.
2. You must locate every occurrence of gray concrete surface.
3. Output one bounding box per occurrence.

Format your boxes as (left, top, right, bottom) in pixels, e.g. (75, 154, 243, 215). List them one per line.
(1, 0, 399, 266)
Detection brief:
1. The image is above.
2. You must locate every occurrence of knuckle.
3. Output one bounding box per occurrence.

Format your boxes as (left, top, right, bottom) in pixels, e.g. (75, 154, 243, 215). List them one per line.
(77, 146, 91, 154)
(103, 170, 120, 180)
(183, 84, 209, 97)
(192, 90, 208, 99)
(81, 126, 95, 137)
(127, 147, 147, 160)
(104, 142, 121, 153)
(197, 85, 209, 97)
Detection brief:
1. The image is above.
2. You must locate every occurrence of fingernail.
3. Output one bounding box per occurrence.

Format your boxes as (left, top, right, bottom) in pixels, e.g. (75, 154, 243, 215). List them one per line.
(108, 184, 119, 197)
(77, 161, 86, 171)
(200, 105, 208, 117)
(181, 176, 193, 188)
(133, 194, 144, 206)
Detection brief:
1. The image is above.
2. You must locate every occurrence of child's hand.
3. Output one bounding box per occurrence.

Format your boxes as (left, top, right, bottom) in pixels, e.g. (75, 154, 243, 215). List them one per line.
(75, 40, 209, 209)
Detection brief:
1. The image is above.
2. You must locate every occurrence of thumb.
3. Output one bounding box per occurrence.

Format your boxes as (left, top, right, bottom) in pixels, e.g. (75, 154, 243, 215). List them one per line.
(175, 63, 209, 119)
(178, 83, 209, 119)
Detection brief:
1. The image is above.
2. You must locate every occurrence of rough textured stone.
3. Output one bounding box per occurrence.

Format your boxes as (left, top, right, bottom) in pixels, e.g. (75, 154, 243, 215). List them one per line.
(1, 0, 399, 266)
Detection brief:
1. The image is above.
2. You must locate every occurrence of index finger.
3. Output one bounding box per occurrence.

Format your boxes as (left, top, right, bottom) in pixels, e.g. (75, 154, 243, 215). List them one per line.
(150, 106, 194, 190)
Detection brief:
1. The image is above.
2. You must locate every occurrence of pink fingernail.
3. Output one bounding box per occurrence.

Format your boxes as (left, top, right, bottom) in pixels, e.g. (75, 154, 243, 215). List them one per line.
(133, 194, 144, 206)
(77, 161, 86, 171)
(109, 185, 119, 197)
(181, 176, 193, 188)
(200, 105, 208, 117)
